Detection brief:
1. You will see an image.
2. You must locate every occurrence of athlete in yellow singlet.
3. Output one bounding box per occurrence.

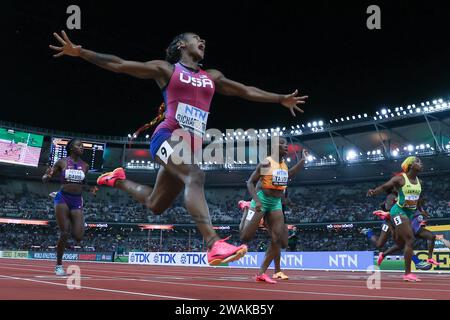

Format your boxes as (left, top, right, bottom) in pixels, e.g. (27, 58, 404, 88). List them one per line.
(367, 156, 424, 282)
(240, 137, 307, 283)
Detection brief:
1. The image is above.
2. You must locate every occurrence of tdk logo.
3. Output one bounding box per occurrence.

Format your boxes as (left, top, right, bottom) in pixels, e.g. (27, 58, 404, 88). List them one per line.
(133, 253, 150, 264)
(157, 253, 177, 264)
(183, 253, 207, 265)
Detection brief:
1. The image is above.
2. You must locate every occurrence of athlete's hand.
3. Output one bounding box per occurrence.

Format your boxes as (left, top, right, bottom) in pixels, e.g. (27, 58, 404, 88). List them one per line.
(280, 90, 308, 117)
(301, 149, 309, 160)
(42, 166, 54, 183)
(49, 30, 82, 58)
(367, 189, 376, 197)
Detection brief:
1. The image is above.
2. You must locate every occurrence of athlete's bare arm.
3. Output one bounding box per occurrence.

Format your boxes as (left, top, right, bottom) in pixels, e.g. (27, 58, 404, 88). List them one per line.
(42, 159, 64, 183)
(288, 149, 307, 178)
(49, 31, 172, 85)
(206, 69, 308, 117)
(247, 161, 270, 212)
(367, 175, 404, 197)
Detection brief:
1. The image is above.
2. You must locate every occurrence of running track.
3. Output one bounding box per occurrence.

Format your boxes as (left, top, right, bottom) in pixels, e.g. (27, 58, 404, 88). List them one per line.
(0, 259, 449, 300)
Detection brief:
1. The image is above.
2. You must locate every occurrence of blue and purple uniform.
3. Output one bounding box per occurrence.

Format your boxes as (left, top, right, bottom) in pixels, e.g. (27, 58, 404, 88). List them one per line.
(54, 158, 86, 210)
(150, 63, 215, 162)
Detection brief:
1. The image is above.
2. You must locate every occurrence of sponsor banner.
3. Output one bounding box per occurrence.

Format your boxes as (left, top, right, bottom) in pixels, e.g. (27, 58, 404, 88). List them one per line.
(0, 251, 29, 259)
(412, 251, 450, 272)
(128, 252, 208, 267)
(29, 252, 114, 262)
(228, 251, 374, 271)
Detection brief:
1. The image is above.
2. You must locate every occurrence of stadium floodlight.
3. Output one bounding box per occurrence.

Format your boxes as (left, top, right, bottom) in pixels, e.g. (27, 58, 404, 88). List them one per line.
(273, 132, 278, 136)
(392, 150, 399, 157)
(395, 107, 399, 112)
(409, 110, 413, 114)
(341, 118, 344, 122)
(346, 116, 350, 121)
(373, 117, 377, 120)
(424, 107, 429, 112)
(364, 113, 368, 117)
(249, 160, 253, 164)
(329, 155, 333, 159)
(312, 121, 317, 127)
(420, 144, 425, 150)
(367, 151, 371, 156)
(280, 132, 284, 136)
(335, 119, 339, 122)
(397, 112, 401, 116)
(438, 99, 443, 103)
(400, 107, 404, 111)
(376, 111, 380, 115)
(403, 111, 407, 115)
(318, 120, 324, 126)
(307, 123, 312, 128)
(302, 124, 305, 128)
(268, 133, 271, 137)
(127, 134, 132, 138)
(376, 150, 381, 155)
(346, 150, 358, 161)
(131, 160, 134, 163)
(287, 157, 291, 162)
(407, 105, 412, 109)
(379, 116, 383, 119)
(446, 144, 450, 150)
(351, 116, 355, 120)
(291, 130, 294, 134)
(426, 101, 430, 106)
(407, 145, 414, 152)
(306, 155, 314, 162)
(381, 109, 387, 115)
(145, 134, 150, 139)
(372, 151, 376, 155)
(133, 134, 137, 138)
(357, 115, 361, 119)
(416, 108, 421, 113)
(433, 100, 437, 105)
(330, 120, 333, 124)
(426, 144, 430, 148)
(276, 127, 280, 132)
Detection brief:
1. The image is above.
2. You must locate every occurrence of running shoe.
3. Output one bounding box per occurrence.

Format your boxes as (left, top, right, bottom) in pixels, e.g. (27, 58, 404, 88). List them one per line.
(427, 258, 440, 266)
(55, 265, 66, 276)
(403, 273, 421, 282)
(238, 200, 251, 211)
(360, 228, 371, 235)
(207, 237, 247, 266)
(256, 273, 277, 284)
(97, 167, 126, 187)
(373, 210, 390, 220)
(273, 271, 289, 280)
(416, 261, 432, 271)
(377, 252, 385, 266)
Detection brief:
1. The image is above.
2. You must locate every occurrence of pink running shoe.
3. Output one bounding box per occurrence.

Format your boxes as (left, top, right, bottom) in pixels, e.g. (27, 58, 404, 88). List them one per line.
(256, 273, 277, 284)
(427, 258, 440, 266)
(238, 200, 251, 211)
(373, 210, 390, 220)
(97, 167, 126, 187)
(207, 237, 248, 266)
(403, 273, 421, 282)
(377, 252, 385, 266)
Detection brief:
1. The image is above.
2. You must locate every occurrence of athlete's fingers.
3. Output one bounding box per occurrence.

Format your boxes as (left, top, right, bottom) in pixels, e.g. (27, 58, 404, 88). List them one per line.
(53, 51, 65, 58)
(295, 99, 306, 104)
(294, 106, 304, 113)
(297, 95, 309, 100)
(49, 45, 63, 51)
(290, 89, 298, 97)
(53, 32, 66, 46)
(61, 30, 71, 44)
(290, 107, 296, 117)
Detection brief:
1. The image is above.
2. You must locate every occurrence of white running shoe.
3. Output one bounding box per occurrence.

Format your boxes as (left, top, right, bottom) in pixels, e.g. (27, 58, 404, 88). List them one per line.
(55, 265, 66, 276)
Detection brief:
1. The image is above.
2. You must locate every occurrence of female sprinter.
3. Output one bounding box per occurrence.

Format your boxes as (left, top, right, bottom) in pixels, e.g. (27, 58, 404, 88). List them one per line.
(362, 189, 432, 270)
(240, 138, 307, 283)
(238, 186, 290, 280)
(42, 138, 89, 276)
(367, 156, 424, 282)
(49, 31, 308, 265)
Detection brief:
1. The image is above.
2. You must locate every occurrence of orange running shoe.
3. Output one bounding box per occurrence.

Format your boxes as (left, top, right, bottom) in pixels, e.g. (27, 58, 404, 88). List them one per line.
(207, 237, 247, 266)
(97, 167, 126, 187)
(273, 271, 289, 280)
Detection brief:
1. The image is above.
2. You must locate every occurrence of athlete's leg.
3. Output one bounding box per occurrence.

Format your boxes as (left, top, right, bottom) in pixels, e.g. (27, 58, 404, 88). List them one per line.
(393, 215, 415, 275)
(115, 166, 184, 214)
(416, 228, 436, 260)
(239, 207, 249, 233)
(69, 210, 85, 243)
(239, 206, 264, 243)
(55, 204, 71, 266)
(258, 210, 284, 276)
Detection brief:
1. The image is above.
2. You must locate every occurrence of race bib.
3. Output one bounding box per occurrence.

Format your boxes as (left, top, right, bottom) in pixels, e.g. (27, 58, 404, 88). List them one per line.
(393, 216, 402, 226)
(156, 141, 174, 165)
(381, 224, 389, 232)
(65, 169, 85, 183)
(404, 194, 419, 209)
(272, 169, 288, 186)
(175, 102, 209, 137)
(246, 209, 255, 221)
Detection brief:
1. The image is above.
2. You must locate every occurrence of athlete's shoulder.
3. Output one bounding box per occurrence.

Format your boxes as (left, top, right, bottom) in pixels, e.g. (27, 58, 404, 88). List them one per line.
(204, 69, 223, 81)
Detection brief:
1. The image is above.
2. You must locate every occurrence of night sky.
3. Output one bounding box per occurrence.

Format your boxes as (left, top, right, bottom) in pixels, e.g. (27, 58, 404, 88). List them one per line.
(4, 1, 450, 136)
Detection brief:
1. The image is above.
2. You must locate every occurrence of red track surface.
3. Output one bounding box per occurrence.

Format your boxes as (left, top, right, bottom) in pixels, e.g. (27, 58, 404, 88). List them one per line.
(0, 258, 449, 300)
